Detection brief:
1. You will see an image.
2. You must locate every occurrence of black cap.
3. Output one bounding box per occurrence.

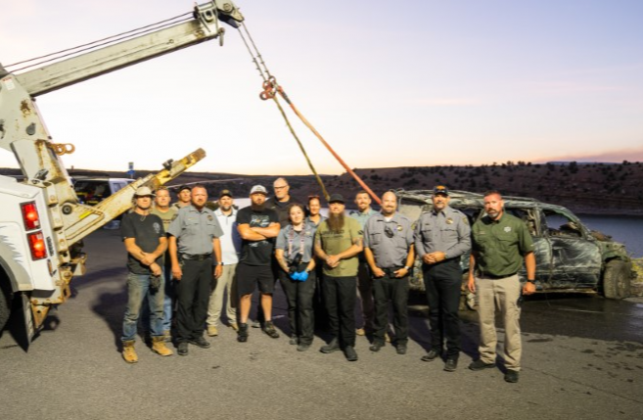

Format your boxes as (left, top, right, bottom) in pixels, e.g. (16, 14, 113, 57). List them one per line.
(219, 189, 233, 199)
(178, 185, 192, 193)
(433, 185, 449, 196)
(328, 193, 345, 204)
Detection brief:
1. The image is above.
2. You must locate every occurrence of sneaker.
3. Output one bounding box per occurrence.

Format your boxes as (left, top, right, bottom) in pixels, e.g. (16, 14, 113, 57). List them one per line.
(289, 335, 298, 345)
(229, 323, 239, 332)
(177, 342, 188, 356)
(355, 328, 366, 336)
(237, 323, 249, 343)
(263, 321, 280, 339)
(396, 344, 407, 355)
(297, 343, 311, 352)
(468, 359, 495, 371)
(320, 338, 340, 354)
(421, 349, 441, 362)
(444, 358, 458, 372)
(504, 369, 519, 383)
(207, 326, 218, 337)
(344, 346, 358, 362)
(369, 340, 384, 352)
(188, 336, 211, 349)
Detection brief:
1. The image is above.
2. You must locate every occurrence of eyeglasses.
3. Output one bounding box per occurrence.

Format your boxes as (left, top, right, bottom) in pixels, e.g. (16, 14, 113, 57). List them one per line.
(384, 226, 395, 238)
(274, 185, 288, 190)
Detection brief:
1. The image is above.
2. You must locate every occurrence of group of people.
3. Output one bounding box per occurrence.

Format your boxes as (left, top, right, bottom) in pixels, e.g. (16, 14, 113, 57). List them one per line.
(120, 178, 536, 384)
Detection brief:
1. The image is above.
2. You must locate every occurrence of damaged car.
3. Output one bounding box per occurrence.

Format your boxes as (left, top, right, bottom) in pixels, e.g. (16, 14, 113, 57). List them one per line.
(396, 190, 633, 301)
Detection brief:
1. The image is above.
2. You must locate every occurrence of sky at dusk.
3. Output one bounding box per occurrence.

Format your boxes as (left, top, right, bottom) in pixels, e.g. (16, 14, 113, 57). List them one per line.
(1, 0, 642, 175)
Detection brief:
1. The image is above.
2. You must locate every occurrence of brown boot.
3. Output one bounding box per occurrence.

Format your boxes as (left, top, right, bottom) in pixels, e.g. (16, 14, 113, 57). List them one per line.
(122, 340, 138, 364)
(152, 336, 174, 357)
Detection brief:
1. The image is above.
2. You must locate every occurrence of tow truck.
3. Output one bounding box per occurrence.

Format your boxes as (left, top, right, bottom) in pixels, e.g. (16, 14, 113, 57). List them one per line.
(0, 1, 244, 342)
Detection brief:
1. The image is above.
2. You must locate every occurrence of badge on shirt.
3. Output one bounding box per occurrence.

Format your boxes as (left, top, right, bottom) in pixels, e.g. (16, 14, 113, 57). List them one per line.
(446, 218, 454, 225)
(397, 224, 403, 231)
(207, 215, 213, 221)
(504, 226, 512, 233)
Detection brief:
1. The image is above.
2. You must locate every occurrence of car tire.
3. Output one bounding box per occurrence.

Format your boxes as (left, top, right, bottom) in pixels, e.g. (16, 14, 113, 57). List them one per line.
(0, 279, 11, 332)
(602, 259, 632, 300)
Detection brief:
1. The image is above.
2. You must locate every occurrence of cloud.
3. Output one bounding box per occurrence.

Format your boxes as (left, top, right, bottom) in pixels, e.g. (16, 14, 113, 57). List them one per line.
(539, 145, 643, 163)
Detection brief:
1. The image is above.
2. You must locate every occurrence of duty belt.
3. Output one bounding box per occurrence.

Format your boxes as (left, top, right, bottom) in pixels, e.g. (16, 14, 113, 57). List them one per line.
(181, 253, 212, 261)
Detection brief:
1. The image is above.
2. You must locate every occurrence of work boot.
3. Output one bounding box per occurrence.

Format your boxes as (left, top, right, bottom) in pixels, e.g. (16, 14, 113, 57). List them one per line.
(297, 343, 311, 352)
(263, 321, 280, 339)
(369, 340, 384, 352)
(229, 322, 239, 331)
(289, 335, 298, 345)
(207, 326, 219, 337)
(237, 323, 249, 343)
(177, 342, 188, 356)
(188, 336, 211, 349)
(163, 330, 172, 342)
(444, 358, 458, 372)
(504, 369, 520, 383)
(469, 359, 496, 371)
(320, 338, 340, 354)
(122, 340, 138, 364)
(343, 346, 358, 362)
(421, 349, 441, 362)
(396, 344, 407, 355)
(152, 336, 174, 357)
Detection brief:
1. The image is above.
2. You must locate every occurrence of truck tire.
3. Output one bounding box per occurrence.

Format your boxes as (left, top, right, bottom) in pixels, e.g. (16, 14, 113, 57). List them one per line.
(0, 279, 11, 332)
(602, 259, 632, 300)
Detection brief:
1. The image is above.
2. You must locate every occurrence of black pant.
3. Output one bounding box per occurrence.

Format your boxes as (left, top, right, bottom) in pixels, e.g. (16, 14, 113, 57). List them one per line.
(372, 269, 409, 344)
(323, 275, 357, 348)
(176, 258, 213, 342)
(278, 265, 316, 345)
(423, 259, 462, 359)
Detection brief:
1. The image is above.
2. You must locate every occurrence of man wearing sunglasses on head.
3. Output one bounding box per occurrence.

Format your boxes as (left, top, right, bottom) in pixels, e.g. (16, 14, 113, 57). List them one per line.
(414, 186, 471, 372)
(363, 191, 415, 355)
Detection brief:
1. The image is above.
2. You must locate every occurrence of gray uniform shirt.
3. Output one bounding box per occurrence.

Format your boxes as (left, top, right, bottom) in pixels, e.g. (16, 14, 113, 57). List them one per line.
(167, 205, 223, 255)
(364, 212, 414, 268)
(414, 206, 471, 260)
(275, 224, 316, 263)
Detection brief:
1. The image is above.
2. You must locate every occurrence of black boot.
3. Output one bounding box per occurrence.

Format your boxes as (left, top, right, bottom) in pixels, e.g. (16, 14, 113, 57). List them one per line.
(237, 323, 249, 343)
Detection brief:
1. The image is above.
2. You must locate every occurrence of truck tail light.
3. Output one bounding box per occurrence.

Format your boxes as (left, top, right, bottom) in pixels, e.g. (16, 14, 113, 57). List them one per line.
(21, 202, 41, 230)
(28, 232, 47, 260)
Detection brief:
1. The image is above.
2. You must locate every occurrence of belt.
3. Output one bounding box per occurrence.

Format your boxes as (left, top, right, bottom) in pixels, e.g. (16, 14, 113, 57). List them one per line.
(480, 271, 517, 280)
(181, 253, 212, 261)
(381, 266, 404, 275)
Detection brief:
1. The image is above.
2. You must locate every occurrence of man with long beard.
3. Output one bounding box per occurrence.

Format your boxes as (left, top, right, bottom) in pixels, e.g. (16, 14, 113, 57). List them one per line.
(315, 194, 364, 361)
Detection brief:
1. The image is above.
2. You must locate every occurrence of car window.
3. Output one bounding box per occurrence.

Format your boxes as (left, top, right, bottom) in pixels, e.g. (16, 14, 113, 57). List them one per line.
(542, 209, 583, 238)
(112, 182, 128, 193)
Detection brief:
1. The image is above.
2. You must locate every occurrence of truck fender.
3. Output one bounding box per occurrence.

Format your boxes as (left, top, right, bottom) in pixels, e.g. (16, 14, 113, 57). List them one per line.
(0, 242, 33, 293)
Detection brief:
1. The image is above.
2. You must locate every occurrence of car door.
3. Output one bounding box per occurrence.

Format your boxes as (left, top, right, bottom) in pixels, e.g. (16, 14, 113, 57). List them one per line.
(541, 207, 602, 289)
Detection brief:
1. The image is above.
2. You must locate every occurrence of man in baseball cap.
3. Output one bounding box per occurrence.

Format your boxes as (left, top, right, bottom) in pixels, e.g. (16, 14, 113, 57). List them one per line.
(173, 185, 192, 210)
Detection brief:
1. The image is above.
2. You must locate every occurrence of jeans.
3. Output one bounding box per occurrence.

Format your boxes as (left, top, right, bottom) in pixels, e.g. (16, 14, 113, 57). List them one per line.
(141, 264, 174, 331)
(323, 275, 357, 348)
(278, 267, 316, 345)
(122, 272, 165, 342)
(423, 259, 462, 359)
(372, 269, 409, 344)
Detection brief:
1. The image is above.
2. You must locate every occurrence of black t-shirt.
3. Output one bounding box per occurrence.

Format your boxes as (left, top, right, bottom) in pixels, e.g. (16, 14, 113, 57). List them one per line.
(121, 212, 165, 274)
(236, 206, 279, 265)
(265, 197, 300, 228)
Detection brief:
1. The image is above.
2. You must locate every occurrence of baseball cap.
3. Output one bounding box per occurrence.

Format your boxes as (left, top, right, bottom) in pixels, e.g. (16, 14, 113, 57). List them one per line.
(328, 193, 345, 204)
(250, 185, 268, 195)
(134, 186, 155, 197)
(219, 189, 233, 198)
(433, 185, 449, 196)
(178, 185, 192, 193)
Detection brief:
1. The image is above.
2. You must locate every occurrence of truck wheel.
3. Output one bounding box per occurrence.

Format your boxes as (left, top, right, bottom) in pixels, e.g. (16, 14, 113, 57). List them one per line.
(602, 259, 632, 300)
(0, 280, 11, 332)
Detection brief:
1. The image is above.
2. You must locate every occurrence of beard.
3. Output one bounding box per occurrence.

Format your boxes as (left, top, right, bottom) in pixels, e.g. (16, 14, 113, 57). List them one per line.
(327, 213, 345, 232)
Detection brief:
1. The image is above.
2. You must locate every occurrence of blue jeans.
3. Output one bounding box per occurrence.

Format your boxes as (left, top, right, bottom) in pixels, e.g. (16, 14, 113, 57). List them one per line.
(141, 265, 174, 331)
(122, 272, 165, 342)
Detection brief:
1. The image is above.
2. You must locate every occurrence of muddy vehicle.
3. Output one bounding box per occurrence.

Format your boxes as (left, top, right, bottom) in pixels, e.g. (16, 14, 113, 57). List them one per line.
(397, 190, 633, 300)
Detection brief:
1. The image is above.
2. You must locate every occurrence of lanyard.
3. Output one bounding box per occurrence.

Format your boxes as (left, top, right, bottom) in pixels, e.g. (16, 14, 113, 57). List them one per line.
(287, 225, 307, 259)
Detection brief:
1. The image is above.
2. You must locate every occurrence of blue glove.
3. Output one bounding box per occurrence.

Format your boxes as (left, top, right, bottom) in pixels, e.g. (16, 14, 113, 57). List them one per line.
(296, 271, 309, 282)
(289, 271, 300, 281)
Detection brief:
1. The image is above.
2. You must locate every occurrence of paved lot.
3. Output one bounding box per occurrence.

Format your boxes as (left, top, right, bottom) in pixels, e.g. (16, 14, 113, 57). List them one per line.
(1, 229, 642, 419)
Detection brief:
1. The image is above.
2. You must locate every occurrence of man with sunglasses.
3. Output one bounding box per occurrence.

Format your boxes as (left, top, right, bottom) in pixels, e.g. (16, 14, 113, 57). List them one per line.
(363, 191, 415, 355)
(414, 186, 471, 371)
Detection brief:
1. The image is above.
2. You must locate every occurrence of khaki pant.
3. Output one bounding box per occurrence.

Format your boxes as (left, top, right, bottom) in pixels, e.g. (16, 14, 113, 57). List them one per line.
(207, 263, 238, 327)
(476, 274, 522, 370)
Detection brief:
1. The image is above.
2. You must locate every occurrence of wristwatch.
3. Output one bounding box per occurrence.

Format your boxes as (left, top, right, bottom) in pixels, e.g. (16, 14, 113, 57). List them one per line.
(403, 266, 410, 271)
(526, 279, 535, 283)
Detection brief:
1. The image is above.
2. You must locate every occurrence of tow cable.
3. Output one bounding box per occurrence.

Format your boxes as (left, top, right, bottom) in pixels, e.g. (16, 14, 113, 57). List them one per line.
(237, 22, 381, 205)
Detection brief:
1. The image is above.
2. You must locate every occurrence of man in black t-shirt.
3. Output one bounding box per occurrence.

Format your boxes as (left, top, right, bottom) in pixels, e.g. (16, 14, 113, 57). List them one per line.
(235, 185, 281, 342)
(120, 186, 173, 363)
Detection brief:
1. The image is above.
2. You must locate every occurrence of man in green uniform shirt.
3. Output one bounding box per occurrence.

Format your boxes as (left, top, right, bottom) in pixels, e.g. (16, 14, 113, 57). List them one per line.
(467, 190, 536, 383)
(315, 194, 364, 361)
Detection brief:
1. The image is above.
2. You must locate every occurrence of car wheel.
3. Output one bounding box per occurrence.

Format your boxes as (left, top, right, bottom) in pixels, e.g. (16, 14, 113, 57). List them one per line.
(602, 259, 632, 300)
(0, 280, 11, 332)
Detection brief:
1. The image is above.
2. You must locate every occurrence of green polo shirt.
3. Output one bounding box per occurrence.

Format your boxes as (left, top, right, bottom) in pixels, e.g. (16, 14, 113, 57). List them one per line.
(315, 217, 363, 277)
(472, 213, 534, 278)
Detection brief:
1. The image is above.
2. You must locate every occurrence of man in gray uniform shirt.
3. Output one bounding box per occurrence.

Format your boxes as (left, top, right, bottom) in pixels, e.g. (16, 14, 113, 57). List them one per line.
(168, 185, 223, 356)
(414, 186, 471, 371)
(363, 191, 415, 355)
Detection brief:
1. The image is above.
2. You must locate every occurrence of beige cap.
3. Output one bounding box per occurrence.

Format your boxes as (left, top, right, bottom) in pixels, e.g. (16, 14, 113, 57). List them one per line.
(134, 186, 155, 197)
